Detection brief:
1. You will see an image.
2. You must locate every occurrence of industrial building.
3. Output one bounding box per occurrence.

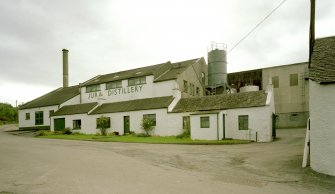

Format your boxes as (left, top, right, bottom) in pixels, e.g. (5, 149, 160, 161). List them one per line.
(228, 62, 309, 128)
(19, 43, 277, 142)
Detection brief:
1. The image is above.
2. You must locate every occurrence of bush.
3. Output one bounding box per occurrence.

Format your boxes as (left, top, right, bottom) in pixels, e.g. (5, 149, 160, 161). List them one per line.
(141, 118, 155, 136)
(36, 130, 48, 136)
(97, 116, 110, 136)
(63, 127, 72, 135)
(176, 127, 190, 139)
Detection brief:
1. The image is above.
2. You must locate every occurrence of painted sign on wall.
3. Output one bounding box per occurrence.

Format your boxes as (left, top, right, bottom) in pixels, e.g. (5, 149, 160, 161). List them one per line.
(88, 85, 144, 99)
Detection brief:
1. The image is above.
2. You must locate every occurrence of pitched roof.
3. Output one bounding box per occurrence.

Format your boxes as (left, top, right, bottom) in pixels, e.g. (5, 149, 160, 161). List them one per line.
(310, 36, 335, 83)
(19, 85, 80, 110)
(154, 58, 200, 82)
(172, 90, 267, 113)
(82, 58, 202, 86)
(53, 102, 98, 116)
(90, 96, 174, 114)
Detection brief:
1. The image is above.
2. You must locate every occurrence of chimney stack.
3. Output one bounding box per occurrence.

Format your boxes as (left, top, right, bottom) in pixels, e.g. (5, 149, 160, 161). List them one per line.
(62, 49, 69, 87)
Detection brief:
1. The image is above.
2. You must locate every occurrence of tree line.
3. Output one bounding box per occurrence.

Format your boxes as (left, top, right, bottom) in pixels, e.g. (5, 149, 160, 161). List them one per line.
(0, 103, 18, 124)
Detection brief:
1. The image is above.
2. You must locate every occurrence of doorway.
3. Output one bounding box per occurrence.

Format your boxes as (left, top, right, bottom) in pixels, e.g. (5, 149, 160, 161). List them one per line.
(222, 114, 226, 140)
(124, 116, 130, 134)
(54, 118, 65, 131)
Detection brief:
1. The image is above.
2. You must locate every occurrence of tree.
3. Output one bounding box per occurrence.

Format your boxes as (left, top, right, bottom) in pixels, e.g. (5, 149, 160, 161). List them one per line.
(141, 118, 155, 136)
(0, 103, 18, 123)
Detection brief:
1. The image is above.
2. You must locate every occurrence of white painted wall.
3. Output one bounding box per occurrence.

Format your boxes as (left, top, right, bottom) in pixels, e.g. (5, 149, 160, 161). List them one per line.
(19, 105, 58, 128)
(309, 80, 335, 176)
(190, 90, 274, 142)
(51, 114, 92, 133)
(191, 114, 219, 140)
(60, 95, 80, 107)
(224, 106, 273, 142)
(76, 109, 188, 136)
(81, 76, 177, 104)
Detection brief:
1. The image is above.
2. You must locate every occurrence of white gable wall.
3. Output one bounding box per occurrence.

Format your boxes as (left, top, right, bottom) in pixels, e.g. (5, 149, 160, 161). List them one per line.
(19, 105, 58, 128)
(309, 80, 335, 176)
(60, 95, 80, 107)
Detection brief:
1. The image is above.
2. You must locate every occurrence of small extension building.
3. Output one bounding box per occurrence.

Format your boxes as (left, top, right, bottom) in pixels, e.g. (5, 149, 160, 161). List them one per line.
(19, 50, 275, 142)
(309, 36, 335, 176)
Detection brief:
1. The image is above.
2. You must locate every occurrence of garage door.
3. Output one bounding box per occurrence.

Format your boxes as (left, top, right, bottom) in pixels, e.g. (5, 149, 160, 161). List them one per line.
(54, 118, 65, 131)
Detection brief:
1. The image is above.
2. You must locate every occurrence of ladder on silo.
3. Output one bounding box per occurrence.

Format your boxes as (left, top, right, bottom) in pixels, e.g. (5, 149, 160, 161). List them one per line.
(211, 84, 216, 95)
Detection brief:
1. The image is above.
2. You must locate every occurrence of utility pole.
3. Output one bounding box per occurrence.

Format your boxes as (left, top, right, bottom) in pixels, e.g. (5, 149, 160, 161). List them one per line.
(309, 0, 315, 68)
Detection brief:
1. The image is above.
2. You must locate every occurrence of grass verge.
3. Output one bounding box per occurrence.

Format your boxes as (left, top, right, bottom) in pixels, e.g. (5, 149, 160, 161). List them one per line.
(37, 134, 251, 145)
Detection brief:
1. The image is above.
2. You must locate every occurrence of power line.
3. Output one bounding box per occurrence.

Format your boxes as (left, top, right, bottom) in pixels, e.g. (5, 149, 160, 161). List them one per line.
(228, 0, 288, 53)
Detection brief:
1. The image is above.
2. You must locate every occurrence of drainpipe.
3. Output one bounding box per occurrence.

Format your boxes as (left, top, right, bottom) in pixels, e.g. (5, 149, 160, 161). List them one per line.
(216, 113, 219, 140)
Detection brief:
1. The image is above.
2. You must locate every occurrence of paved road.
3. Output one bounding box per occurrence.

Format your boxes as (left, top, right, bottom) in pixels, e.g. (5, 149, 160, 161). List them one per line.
(0, 125, 334, 194)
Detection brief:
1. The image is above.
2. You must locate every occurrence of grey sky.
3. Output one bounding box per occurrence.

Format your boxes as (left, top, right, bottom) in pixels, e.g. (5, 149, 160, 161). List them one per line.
(0, 0, 334, 105)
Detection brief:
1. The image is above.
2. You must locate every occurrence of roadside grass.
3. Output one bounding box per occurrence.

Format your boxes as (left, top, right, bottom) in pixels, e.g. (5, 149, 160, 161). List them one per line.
(37, 133, 251, 145)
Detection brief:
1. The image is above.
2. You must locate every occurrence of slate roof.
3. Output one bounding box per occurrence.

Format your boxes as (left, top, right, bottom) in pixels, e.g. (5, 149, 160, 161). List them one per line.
(90, 96, 174, 114)
(82, 58, 201, 86)
(53, 102, 98, 116)
(172, 90, 267, 113)
(154, 59, 200, 82)
(310, 36, 335, 83)
(19, 85, 80, 110)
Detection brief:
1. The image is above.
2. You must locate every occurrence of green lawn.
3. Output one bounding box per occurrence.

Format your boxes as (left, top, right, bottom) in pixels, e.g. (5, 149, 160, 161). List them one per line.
(37, 134, 252, 145)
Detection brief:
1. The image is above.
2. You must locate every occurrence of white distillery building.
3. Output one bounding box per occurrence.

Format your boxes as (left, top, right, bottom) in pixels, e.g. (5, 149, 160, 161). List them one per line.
(309, 36, 335, 176)
(19, 47, 275, 142)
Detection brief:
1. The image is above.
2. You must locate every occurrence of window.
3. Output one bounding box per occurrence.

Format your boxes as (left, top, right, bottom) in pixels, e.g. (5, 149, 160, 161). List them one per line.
(183, 80, 188, 92)
(86, 84, 101, 93)
(196, 87, 200, 96)
(290, 74, 298, 86)
(96, 117, 111, 128)
(25, 113, 30, 120)
(190, 83, 195, 95)
(238, 115, 248, 130)
(35, 111, 43, 125)
(143, 114, 156, 126)
(290, 113, 298, 121)
(128, 76, 146, 86)
(106, 80, 122, 90)
(200, 116, 210, 128)
(73, 119, 82, 129)
(49, 110, 54, 118)
(272, 76, 279, 88)
(201, 72, 205, 84)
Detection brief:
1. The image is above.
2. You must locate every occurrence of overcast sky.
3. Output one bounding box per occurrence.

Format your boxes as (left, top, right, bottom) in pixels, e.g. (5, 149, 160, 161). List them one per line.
(0, 0, 334, 106)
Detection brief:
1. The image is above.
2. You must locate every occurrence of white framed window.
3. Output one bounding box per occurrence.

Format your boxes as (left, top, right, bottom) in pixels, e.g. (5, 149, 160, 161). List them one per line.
(86, 84, 101, 93)
(106, 80, 122, 89)
(200, 116, 210, 128)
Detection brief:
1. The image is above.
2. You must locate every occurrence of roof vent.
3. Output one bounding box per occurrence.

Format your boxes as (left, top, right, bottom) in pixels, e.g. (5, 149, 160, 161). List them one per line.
(136, 72, 142, 75)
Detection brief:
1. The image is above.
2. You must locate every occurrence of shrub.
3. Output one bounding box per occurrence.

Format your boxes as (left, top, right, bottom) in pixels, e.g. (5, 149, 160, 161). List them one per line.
(97, 116, 110, 136)
(36, 130, 48, 136)
(141, 118, 155, 136)
(63, 127, 72, 135)
(176, 127, 190, 139)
